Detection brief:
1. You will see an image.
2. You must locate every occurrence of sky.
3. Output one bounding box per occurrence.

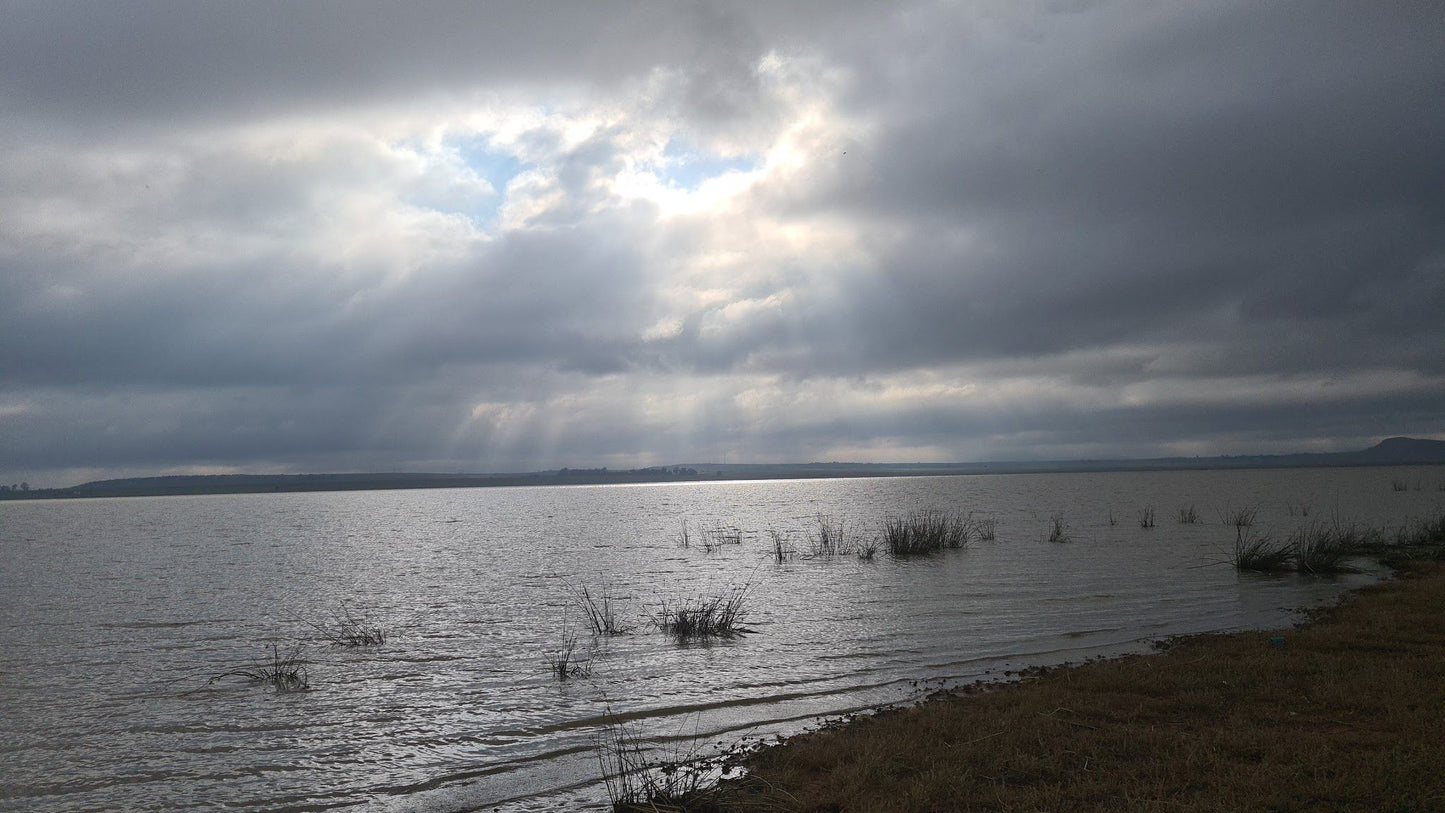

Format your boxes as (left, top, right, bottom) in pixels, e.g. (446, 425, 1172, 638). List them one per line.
(2, 1, 1443, 487)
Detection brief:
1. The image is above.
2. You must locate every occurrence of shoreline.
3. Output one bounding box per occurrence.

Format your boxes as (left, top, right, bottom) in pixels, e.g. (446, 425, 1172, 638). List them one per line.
(637, 557, 1445, 811)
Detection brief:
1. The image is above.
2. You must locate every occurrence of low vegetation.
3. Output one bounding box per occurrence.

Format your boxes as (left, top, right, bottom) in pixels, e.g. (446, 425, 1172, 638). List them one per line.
(1231, 528, 1293, 572)
(597, 716, 746, 811)
(208, 644, 309, 693)
(1222, 506, 1257, 529)
(1137, 507, 1155, 528)
(1176, 503, 1200, 524)
(305, 604, 385, 647)
(1047, 513, 1070, 543)
(545, 626, 593, 680)
(1289, 523, 1357, 575)
(806, 514, 853, 557)
(715, 562, 1445, 811)
(883, 510, 971, 555)
(570, 583, 632, 636)
(655, 584, 751, 640)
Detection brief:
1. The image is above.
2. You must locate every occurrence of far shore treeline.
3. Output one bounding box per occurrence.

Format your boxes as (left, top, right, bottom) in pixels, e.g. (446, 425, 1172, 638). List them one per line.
(4, 438, 1443, 501)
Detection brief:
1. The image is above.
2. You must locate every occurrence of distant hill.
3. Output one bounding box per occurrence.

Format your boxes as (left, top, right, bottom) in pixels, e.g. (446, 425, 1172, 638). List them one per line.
(4, 437, 1443, 500)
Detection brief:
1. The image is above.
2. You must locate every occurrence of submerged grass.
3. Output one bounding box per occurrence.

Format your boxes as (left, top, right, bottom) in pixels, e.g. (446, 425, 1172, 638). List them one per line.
(1231, 528, 1293, 572)
(208, 643, 309, 692)
(1137, 507, 1155, 528)
(305, 604, 385, 647)
(1222, 505, 1258, 529)
(806, 514, 853, 557)
(545, 626, 593, 680)
(597, 715, 756, 811)
(1290, 523, 1358, 575)
(1047, 513, 1070, 543)
(655, 584, 751, 640)
(883, 510, 970, 555)
(570, 583, 633, 636)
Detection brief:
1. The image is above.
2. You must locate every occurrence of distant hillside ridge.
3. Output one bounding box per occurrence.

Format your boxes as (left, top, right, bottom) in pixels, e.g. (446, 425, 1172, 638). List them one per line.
(1354, 437, 1445, 464)
(5, 436, 1442, 500)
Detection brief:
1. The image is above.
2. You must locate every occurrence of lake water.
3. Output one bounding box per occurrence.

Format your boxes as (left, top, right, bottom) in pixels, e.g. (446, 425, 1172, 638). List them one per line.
(2, 466, 1443, 811)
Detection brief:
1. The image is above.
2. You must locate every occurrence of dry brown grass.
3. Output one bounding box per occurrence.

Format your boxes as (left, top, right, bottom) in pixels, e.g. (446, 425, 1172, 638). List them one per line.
(711, 563, 1445, 812)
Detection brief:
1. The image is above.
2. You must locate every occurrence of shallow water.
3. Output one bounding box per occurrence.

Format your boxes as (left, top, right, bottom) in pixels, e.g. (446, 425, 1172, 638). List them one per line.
(2, 466, 1442, 811)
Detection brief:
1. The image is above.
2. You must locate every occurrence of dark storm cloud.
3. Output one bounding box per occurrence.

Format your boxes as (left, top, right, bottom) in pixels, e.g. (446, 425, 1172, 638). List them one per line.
(2, 0, 1443, 485)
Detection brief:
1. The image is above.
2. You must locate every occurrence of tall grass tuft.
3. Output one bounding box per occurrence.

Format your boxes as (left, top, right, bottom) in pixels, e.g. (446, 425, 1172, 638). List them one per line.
(855, 536, 880, 561)
(676, 519, 690, 548)
(1138, 507, 1156, 528)
(1222, 506, 1257, 530)
(806, 514, 853, 557)
(305, 604, 385, 647)
(974, 516, 998, 541)
(1291, 524, 1357, 575)
(1177, 504, 1200, 524)
(1391, 479, 1410, 492)
(545, 625, 593, 680)
(1231, 528, 1292, 572)
(884, 510, 970, 555)
(655, 584, 751, 640)
(1048, 513, 1071, 543)
(597, 716, 731, 811)
(569, 583, 632, 636)
(768, 530, 792, 563)
(209, 644, 309, 692)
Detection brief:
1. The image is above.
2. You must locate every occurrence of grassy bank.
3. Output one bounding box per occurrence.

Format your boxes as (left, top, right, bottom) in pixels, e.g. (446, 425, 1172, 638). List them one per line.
(633, 560, 1445, 811)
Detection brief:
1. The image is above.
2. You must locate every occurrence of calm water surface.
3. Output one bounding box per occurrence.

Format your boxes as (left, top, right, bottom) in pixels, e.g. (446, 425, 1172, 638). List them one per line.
(3, 467, 1443, 811)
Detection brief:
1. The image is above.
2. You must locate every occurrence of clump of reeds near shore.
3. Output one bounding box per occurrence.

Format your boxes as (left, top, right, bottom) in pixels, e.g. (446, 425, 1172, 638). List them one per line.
(884, 510, 971, 555)
(1231, 528, 1293, 572)
(1290, 523, 1358, 575)
(676, 519, 690, 548)
(1047, 513, 1071, 543)
(1391, 479, 1410, 492)
(975, 515, 998, 541)
(655, 585, 751, 640)
(597, 716, 741, 811)
(546, 626, 593, 680)
(305, 604, 385, 647)
(1223, 506, 1257, 529)
(570, 584, 632, 636)
(768, 529, 792, 563)
(806, 514, 853, 557)
(208, 644, 309, 692)
(1138, 507, 1156, 528)
(855, 536, 880, 560)
(1177, 504, 1200, 524)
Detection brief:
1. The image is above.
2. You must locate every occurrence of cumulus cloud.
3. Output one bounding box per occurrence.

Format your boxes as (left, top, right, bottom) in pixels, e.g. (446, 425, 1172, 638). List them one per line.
(1, 1, 1443, 485)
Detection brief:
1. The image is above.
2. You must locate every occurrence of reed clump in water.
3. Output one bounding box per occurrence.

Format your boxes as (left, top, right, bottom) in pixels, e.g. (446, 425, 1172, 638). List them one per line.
(306, 604, 385, 647)
(1047, 513, 1071, 543)
(806, 514, 854, 557)
(1290, 523, 1357, 575)
(597, 715, 748, 811)
(1177, 504, 1200, 524)
(569, 583, 632, 636)
(884, 510, 970, 555)
(1231, 528, 1293, 572)
(1137, 507, 1155, 528)
(545, 626, 593, 680)
(1222, 506, 1257, 529)
(654, 585, 751, 640)
(208, 644, 309, 692)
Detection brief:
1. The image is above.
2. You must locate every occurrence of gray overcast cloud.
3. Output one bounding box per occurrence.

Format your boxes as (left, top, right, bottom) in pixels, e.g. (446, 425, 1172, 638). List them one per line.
(2, 1, 1443, 486)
